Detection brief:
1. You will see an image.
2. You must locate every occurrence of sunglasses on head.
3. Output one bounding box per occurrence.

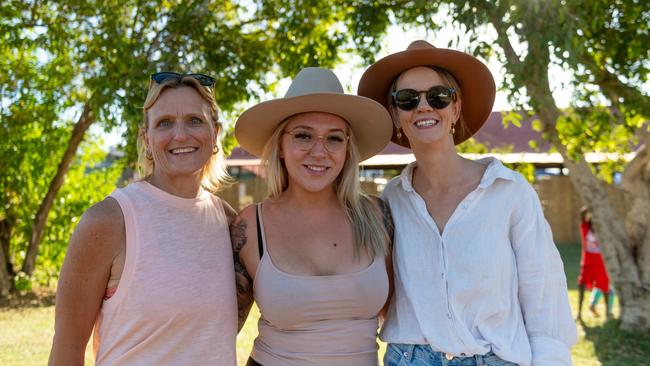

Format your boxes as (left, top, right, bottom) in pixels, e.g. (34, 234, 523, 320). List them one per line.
(151, 72, 215, 87)
(392, 85, 456, 111)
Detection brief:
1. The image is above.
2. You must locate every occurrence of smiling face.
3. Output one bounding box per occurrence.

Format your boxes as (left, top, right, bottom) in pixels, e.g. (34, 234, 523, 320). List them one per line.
(144, 86, 216, 181)
(280, 112, 349, 194)
(393, 66, 461, 148)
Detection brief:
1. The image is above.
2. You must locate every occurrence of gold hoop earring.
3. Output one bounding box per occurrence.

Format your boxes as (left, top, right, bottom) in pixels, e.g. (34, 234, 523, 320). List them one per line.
(450, 123, 456, 135)
(145, 149, 153, 160)
(213, 145, 219, 155)
(396, 128, 402, 139)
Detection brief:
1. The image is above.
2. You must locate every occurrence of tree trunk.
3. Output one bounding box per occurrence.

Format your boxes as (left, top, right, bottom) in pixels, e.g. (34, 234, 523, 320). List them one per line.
(0, 241, 12, 297)
(22, 102, 95, 276)
(0, 217, 14, 275)
(525, 71, 648, 329)
(617, 282, 650, 331)
(494, 19, 650, 329)
(0, 218, 14, 296)
(619, 140, 650, 330)
(622, 140, 650, 286)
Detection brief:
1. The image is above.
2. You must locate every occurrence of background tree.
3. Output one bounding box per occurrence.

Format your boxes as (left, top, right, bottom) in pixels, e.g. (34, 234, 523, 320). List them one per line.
(4, 0, 648, 332)
(0, 0, 356, 295)
(345, 0, 650, 330)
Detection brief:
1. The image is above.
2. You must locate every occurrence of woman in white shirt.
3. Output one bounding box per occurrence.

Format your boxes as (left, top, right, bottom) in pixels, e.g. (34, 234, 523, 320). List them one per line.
(358, 40, 577, 366)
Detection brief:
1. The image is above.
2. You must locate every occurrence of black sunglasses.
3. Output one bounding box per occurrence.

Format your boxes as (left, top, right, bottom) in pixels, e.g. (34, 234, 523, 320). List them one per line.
(392, 85, 456, 111)
(151, 72, 215, 87)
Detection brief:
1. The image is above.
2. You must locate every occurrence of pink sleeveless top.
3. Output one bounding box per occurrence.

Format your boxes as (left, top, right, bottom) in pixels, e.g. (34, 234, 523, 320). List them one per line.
(252, 205, 389, 366)
(92, 181, 237, 366)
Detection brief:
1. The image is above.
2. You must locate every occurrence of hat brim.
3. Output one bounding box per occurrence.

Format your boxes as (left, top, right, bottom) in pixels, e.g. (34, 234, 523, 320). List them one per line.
(235, 93, 393, 160)
(358, 47, 496, 147)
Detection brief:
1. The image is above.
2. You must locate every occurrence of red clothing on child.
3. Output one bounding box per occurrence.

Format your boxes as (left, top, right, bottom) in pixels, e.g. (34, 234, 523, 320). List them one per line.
(578, 222, 609, 292)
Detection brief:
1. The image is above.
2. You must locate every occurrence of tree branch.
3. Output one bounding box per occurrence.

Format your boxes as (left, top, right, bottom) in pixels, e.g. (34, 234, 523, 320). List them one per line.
(488, 9, 522, 66)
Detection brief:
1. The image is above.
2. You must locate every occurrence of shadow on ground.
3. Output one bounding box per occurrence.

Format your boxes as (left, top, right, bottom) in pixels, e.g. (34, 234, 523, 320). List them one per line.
(579, 318, 650, 366)
(0, 288, 55, 309)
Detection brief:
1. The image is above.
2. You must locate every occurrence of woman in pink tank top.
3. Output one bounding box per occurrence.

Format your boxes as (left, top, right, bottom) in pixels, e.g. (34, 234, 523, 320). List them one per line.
(231, 67, 395, 366)
(49, 73, 238, 366)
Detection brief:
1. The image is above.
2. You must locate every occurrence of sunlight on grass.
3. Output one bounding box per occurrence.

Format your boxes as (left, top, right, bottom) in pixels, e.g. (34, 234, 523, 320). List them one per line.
(1, 244, 649, 366)
(0, 305, 93, 366)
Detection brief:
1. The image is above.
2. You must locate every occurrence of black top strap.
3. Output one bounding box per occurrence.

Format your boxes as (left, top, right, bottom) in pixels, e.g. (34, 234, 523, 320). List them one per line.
(256, 204, 264, 259)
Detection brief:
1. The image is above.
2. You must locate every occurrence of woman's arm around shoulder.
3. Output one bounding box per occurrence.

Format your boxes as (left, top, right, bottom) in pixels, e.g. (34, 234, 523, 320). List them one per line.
(225, 202, 259, 332)
(48, 197, 125, 366)
(370, 195, 394, 319)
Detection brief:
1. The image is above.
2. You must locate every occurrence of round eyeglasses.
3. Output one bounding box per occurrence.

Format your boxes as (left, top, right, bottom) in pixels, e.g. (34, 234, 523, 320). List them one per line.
(283, 129, 349, 153)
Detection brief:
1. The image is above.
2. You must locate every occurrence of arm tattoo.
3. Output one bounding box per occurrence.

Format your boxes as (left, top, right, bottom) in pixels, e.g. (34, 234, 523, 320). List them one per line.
(230, 216, 254, 331)
(378, 198, 395, 252)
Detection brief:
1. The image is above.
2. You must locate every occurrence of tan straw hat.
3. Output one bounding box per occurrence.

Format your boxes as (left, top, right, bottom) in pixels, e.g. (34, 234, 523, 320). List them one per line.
(358, 40, 496, 147)
(235, 67, 393, 160)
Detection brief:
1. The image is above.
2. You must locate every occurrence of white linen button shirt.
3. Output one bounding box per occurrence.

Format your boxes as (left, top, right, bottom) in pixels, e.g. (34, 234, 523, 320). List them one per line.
(380, 157, 577, 366)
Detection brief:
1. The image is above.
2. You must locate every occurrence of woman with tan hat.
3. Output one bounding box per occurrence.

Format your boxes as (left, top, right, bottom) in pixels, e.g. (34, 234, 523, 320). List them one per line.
(232, 67, 394, 366)
(358, 41, 577, 366)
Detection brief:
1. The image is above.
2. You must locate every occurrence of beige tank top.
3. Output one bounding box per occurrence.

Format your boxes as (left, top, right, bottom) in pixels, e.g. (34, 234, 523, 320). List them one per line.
(92, 181, 237, 365)
(252, 205, 389, 366)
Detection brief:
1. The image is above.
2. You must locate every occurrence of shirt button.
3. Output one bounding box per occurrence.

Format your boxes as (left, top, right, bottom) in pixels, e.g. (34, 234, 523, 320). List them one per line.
(445, 353, 454, 360)
(403, 351, 408, 357)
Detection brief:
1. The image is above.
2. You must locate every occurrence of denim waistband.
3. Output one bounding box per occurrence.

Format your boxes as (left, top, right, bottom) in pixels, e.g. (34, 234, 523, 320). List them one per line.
(390, 343, 514, 366)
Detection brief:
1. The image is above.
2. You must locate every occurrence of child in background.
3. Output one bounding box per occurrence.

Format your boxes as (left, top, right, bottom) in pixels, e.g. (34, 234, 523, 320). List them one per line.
(577, 206, 614, 321)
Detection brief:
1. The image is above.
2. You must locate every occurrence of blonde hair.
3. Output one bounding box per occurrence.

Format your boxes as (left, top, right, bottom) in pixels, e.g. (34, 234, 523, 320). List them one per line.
(389, 66, 469, 139)
(262, 114, 389, 259)
(136, 76, 230, 192)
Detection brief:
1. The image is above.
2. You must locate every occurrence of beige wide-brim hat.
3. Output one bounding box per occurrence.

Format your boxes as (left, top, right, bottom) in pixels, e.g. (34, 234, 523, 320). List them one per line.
(235, 67, 393, 160)
(358, 40, 496, 147)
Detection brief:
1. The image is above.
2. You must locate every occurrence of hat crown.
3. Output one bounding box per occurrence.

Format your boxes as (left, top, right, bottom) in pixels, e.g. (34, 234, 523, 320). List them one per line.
(285, 67, 344, 98)
(406, 40, 436, 51)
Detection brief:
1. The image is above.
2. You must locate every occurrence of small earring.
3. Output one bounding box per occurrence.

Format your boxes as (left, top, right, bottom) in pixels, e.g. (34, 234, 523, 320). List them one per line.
(145, 149, 153, 160)
(396, 128, 402, 139)
(213, 145, 219, 155)
(450, 123, 456, 135)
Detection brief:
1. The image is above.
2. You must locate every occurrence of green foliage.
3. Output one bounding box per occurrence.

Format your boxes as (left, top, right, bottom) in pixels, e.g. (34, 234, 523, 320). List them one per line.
(456, 137, 490, 154)
(556, 106, 635, 181)
(345, 0, 648, 179)
(34, 141, 123, 287)
(502, 111, 523, 128)
(2, 0, 647, 289)
(1, 116, 121, 287)
(1, 0, 409, 287)
(13, 272, 32, 293)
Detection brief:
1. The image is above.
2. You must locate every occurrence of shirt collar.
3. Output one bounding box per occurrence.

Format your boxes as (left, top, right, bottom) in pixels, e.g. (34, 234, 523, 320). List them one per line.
(398, 157, 516, 192)
(476, 157, 517, 188)
(398, 161, 418, 192)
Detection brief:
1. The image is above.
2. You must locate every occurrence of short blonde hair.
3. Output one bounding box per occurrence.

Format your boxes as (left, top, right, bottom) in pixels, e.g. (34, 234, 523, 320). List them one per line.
(137, 76, 230, 192)
(261, 113, 388, 259)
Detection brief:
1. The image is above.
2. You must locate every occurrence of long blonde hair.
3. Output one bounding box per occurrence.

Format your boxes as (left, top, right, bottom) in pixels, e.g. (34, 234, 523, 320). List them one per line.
(262, 114, 389, 259)
(136, 76, 230, 192)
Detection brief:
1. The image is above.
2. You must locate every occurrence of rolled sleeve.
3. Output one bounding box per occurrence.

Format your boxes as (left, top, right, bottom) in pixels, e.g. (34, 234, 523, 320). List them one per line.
(511, 181, 577, 365)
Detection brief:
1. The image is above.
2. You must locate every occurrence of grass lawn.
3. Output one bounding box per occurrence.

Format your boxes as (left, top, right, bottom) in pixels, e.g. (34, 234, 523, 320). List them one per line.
(1, 244, 649, 365)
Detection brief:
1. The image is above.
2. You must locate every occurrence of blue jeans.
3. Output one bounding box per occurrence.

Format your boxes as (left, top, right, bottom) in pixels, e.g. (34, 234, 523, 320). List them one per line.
(384, 344, 517, 366)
